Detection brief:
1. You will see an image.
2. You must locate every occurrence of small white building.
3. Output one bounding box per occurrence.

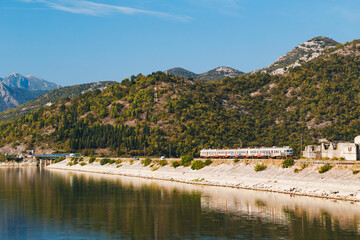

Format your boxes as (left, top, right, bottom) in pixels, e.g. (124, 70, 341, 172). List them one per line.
(303, 136, 360, 161)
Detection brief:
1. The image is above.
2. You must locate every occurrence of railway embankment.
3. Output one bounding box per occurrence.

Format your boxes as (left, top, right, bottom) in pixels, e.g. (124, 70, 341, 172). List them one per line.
(47, 158, 360, 202)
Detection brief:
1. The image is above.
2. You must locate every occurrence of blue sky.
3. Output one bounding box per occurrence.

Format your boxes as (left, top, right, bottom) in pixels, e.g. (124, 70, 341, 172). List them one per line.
(0, 0, 360, 86)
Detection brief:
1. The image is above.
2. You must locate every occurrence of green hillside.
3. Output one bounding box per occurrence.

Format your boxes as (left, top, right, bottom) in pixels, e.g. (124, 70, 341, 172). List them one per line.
(0, 81, 116, 122)
(0, 40, 360, 157)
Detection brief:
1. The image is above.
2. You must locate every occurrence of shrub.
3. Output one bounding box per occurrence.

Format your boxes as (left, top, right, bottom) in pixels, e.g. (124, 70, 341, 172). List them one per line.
(294, 168, 300, 173)
(89, 157, 96, 164)
(171, 161, 180, 168)
(142, 158, 152, 166)
(191, 160, 206, 170)
(129, 159, 134, 165)
(180, 155, 193, 167)
(255, 164, 267, 172)
(53, 156, 65, 164)
(79, 157, 84, 162)
(80, 162, 87, 166)
(109, 159, 115, 164)
(67, 162, 73, 166)
(159, 160, 168, 167)
(282, 157, 295, 168)
(100, 158, 110, 166)
(233, 159, 240, 163)
(204, 159, 212, 166)
(151, 166, 159, 171)
(319, 163, 332, 174)
(353, 169, 360, 174)
(115, 160, 122, 164)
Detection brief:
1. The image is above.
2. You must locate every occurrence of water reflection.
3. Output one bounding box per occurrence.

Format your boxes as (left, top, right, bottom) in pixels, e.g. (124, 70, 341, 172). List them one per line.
(0, 167, 359, 239)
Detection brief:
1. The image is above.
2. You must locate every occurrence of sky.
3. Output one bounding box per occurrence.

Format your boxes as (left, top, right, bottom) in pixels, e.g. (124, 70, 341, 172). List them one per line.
(0, 0, 360, 86)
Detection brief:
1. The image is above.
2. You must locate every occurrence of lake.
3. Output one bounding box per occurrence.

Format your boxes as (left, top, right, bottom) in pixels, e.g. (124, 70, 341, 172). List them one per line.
(0, 167, 360, 239)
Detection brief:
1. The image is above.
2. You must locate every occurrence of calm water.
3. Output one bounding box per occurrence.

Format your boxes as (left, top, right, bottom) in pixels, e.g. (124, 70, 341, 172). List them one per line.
(0, 168, 360, 240)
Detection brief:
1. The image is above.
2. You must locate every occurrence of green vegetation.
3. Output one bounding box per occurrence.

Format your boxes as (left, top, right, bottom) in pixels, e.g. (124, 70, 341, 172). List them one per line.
(0, 41, 360, 157)
(53, 156, 65, 164)
(282, 157, 295, 168)
(0, 81, 116, 122)
(80, 162, 86, 166)
(191, 159, 212, 170)
(352, 169, 360, 174)
(204, 159, 213, 166)
(171, 161, 180, 168)
(89, 157, 96, 163)
(151, 166, 159, 171)
(100, 158, 110, 166)
(159, 160, 168, 166)
(233, 159, 240, 163)
(319, 163, 333, 174)
(254, 164, 267, 172)
(180, 155, 193, 167)
(142, 158, 152, 167)
(191, 160, 205, 170)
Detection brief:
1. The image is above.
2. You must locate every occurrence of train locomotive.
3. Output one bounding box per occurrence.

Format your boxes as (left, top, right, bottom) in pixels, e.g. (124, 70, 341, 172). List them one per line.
(200, 146, 293, 159)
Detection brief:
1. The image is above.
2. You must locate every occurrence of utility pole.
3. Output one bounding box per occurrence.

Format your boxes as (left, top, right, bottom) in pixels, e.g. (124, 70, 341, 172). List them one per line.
(169, 144, 171, 158)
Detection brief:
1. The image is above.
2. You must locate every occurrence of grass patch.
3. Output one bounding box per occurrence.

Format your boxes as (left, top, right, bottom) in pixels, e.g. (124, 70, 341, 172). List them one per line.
(159, 160, 168, 167)
(53, 156, 66, 164)
(180, 155, 193, 167)
(171, 161, 180, 168)
(100, 158, 110, 166)
(204, 159, 213, 166)
(80, 162, 87, 166)
(89, 157, 96, 164)
(233, 159, 240, 163)
(193, 178, 205, 182)
(319, 163, 332, 174)
(142, 158, 152, 167)
(151, 166, 159, 171)
(254, 163, 267, 172)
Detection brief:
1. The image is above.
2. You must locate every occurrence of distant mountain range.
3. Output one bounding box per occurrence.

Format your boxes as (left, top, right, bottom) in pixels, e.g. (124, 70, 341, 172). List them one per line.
(1, 73, 60, 90)
(0, 36, 342, 119)
(0, 73, 60, 112)
(166, 36, 340, 78)
(165, 66, 245, 81)
(0, 81, 116, 122)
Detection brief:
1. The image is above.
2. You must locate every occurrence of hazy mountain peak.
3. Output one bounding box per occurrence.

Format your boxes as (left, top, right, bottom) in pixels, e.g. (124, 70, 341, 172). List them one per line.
(0, 73, 60, 91)
(165, 67, 197, 78)
(165, 66, 244, 81)
(196, 66, 244, 81)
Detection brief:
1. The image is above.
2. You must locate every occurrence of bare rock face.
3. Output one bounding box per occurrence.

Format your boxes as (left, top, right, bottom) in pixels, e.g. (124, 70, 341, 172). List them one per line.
(1, 73, 60, 91)
(165, 66, 244, 81)
(257, 36, 339, 75)
(0, 73, 60, 112)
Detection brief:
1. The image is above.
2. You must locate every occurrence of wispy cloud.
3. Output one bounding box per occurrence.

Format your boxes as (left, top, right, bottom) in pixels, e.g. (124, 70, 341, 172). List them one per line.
(21, 0, 193, 22)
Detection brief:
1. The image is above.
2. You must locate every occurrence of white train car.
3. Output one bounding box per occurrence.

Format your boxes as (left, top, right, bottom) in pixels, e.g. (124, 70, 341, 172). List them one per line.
(200, 146, 293, 159)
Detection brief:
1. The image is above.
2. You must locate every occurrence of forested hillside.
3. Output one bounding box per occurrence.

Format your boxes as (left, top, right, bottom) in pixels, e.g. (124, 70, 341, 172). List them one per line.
(0, 39, 360, 157)
(0, 81, 116, 122)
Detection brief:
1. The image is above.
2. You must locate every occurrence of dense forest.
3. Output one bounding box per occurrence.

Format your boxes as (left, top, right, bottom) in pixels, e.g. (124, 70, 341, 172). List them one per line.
(0, 40, 360, 157)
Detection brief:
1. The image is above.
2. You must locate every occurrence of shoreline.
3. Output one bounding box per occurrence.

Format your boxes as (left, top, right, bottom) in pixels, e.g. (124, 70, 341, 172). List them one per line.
(46, 159, 360, 202)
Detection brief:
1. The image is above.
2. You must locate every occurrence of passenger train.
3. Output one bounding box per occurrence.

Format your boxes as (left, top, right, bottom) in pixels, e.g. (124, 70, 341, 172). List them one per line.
(200, 146, 293, 159)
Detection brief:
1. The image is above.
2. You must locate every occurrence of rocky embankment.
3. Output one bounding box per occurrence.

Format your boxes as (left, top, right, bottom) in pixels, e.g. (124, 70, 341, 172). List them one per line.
(47, 159, 360, 202)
